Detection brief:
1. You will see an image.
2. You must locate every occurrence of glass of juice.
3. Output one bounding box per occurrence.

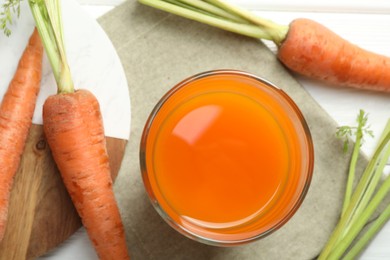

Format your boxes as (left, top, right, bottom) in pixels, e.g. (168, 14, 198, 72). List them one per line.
(140, 70, 314, 246)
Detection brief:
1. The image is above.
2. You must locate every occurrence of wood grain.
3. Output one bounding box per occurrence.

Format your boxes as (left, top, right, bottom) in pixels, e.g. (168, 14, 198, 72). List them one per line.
(0, 124, 127, 260)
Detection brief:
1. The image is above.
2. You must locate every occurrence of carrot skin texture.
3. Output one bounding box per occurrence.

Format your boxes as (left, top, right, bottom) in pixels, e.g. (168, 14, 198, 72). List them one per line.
(277, 18, 390, 92)
(0, 28, 43, 241)
(43, 89, 129, 260)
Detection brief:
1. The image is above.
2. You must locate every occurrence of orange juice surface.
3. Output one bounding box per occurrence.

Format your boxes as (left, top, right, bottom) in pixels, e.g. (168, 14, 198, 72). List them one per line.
(142, 72, 313, 243)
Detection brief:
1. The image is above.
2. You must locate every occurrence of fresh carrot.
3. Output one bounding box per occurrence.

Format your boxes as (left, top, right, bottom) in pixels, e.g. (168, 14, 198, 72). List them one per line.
(26, 1, 130, 259)
(43, 89, 129, 260)
(278, 18, 390, 92)
(138, 0, 390, 92)
(0, 28, 43, 241)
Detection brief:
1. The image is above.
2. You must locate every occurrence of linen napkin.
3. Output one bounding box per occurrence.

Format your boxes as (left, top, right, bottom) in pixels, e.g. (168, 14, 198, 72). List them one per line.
(97, 1, 387, 259)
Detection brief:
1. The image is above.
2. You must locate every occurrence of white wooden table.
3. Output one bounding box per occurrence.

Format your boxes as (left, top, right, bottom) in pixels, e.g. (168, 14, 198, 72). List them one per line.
(49, 0, 389, 259)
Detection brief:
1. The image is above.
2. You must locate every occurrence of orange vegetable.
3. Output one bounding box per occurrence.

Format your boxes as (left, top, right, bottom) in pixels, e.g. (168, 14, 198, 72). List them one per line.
(0, 28, 43, 241)
(24, 0, 130, 260)
(43, 89, 130, 260)
(25, 1, 131, 258)
(278, 18, 390, 92)
(139, 0, 390, 92)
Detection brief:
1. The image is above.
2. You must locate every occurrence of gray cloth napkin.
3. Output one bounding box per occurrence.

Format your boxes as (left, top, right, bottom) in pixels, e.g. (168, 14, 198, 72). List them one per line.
(97, 1, 386, 259)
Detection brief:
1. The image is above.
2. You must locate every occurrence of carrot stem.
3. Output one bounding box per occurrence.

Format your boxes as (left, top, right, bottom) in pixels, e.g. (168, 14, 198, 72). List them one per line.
(138, 0, 289, 45)
(342, 121, 390, 235)
(342, 135, 361, 216)
(205, 0, 288, 44)
(329, 173, 390, 259)
(28, 0, 74, 94)
(163, 0, 228, 21)
(175, 0, 248, 23)
(138, 0, 274, 40)
(319, 121, 390, 259)
(341, 110, 370, 216)
(343, 203, 390, 260)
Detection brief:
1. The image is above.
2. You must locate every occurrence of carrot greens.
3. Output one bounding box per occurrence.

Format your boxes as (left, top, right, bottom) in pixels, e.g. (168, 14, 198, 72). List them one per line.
(344, 204, 390, 259)
(0, 0, 22, 36)
(319, 113, 390, 259)
(138, 0, 288, 44)
(336, 110, 374, 215)
(28, 0, 74, 93)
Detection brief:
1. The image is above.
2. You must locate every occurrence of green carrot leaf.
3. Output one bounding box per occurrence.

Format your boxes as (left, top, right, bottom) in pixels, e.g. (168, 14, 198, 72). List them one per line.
(340, 110, 373, 215)
(0, 0, 22, 36)
(336, 109, 373, 154)
(319, 118, 390, 260)
(336, 125, 353, 153)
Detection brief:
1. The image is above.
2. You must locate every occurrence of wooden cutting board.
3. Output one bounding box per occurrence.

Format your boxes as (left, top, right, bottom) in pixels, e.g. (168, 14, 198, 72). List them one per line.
(0, 124, 127, 260)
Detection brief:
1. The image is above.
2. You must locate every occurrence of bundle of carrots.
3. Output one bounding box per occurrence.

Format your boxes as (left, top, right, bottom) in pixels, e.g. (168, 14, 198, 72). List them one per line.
(0, 28, 43, 242)
(1, 0, 130, 259)
(139, 0, 390, 92)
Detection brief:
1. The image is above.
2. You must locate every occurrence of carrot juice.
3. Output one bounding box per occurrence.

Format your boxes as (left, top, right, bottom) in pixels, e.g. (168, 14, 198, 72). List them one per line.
(140, 70, 314, 245)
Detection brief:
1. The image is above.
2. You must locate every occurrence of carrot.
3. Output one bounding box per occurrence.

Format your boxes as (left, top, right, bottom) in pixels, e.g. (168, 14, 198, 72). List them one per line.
(0, 28, 43, 242)
(277, 18, 390, 92)
(43, 90, 129, 260)
(138, 0, 390, 92)
(26, 1, 130, 259)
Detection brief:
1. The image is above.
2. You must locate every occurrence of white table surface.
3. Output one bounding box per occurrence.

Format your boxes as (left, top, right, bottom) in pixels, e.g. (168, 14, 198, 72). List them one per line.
(41, 0, 390, 259)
